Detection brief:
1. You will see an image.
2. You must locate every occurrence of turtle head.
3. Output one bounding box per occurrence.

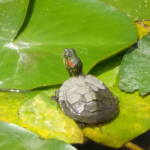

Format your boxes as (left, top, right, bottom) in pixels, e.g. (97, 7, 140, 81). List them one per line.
(63, 48, 83, 77)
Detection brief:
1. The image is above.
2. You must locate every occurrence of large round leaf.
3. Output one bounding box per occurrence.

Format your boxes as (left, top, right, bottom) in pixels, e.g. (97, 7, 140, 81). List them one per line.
(0, 0, 138, 90)
(0, 0, 29, 41)
(100, 0, 150, 21)
(0, 121, 76, 150)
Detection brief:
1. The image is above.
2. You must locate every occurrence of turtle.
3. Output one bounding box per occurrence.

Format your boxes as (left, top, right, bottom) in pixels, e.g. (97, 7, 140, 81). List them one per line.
(52, 48, 119, 127)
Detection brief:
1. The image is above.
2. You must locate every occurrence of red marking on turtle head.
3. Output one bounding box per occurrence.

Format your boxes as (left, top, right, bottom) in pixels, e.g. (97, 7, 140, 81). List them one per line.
(68, 59, 75, 68)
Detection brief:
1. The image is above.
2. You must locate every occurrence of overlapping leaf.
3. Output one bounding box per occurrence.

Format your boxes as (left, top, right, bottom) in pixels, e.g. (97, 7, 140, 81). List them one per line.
(135, 21, 150, 39)
(119, 32, 150, 95)
(0, 121, 76, 150)
(0, 90, 83, 144)
(0, 0, 29, 41)
(100, 0, 150, 21)
(0, 0, 138, 90)
(19, 93, 84, 143)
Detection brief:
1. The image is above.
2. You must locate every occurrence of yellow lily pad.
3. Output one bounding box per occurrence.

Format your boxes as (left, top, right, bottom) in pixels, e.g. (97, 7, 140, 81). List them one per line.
(0, 90, 83, 144)
(0, 91, 38, 124)
(19, 93, 84, 144)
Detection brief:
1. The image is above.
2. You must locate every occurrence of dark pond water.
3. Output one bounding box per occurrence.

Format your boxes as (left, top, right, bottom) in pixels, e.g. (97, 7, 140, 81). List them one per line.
(73, 130, 150, 150)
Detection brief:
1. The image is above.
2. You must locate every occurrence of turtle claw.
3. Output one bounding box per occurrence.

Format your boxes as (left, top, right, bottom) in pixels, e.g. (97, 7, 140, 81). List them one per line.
(51, 96, 57, 101)
(76, 121, 85, 129)
(51, 89, 60, 102)
(99, 124, 103, 133)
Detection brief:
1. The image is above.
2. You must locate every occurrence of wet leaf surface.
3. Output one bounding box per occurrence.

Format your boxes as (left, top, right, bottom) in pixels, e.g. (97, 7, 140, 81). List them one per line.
(0, 121, 76, 150)
(0, 0, 137, 90)
(0, 0, 29, 41)
(119, 32, 150, 95)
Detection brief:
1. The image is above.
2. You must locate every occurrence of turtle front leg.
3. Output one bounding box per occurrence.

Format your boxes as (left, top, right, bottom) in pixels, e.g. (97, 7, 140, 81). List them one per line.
(51, 89, 59, 102)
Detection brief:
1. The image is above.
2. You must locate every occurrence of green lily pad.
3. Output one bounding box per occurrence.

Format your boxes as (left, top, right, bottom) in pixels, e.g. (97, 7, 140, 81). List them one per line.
(0, 121, 76, 150)
(100, 0, 150, 21)
(0, 0, 138, 90)
(0, 0, 29, 41)
(18, 93, 84, 144)
(119, 32, 150, 95)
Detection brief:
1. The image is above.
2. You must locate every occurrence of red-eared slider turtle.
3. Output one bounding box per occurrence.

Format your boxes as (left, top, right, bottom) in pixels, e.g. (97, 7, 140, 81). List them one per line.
(52, 48, 119, 127)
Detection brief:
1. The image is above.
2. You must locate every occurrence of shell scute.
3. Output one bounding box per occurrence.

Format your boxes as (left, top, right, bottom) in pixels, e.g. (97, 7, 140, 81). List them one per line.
(79, 95, 87, 103)
(62, 79, 71, 87)
(84, 91, 97, 102)
(84, 101, 105, 112)
(75, 76, 86, 87)
(67, 93, 81, 104)
(68, 77, 78, 83)
(103, 97, 113, 108)
(89, 84, 99, 92)
(66, 83, 79, 96)
(85, 75, 105, 89)
(58, 91, 65, 101)
(98, 88, 112, 99)
(72, 101, 86, 114)
(59, 84, 67, 92)
(77, 85, 92, 95)
(95, 81, 105, 89)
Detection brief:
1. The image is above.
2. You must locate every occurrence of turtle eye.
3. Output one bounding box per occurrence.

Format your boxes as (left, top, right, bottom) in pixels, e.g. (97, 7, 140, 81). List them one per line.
(64, 51, 70, 58)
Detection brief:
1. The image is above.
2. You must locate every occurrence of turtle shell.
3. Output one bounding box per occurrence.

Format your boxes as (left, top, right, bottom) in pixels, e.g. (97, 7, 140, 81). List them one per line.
(58, 75, 119, 124)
